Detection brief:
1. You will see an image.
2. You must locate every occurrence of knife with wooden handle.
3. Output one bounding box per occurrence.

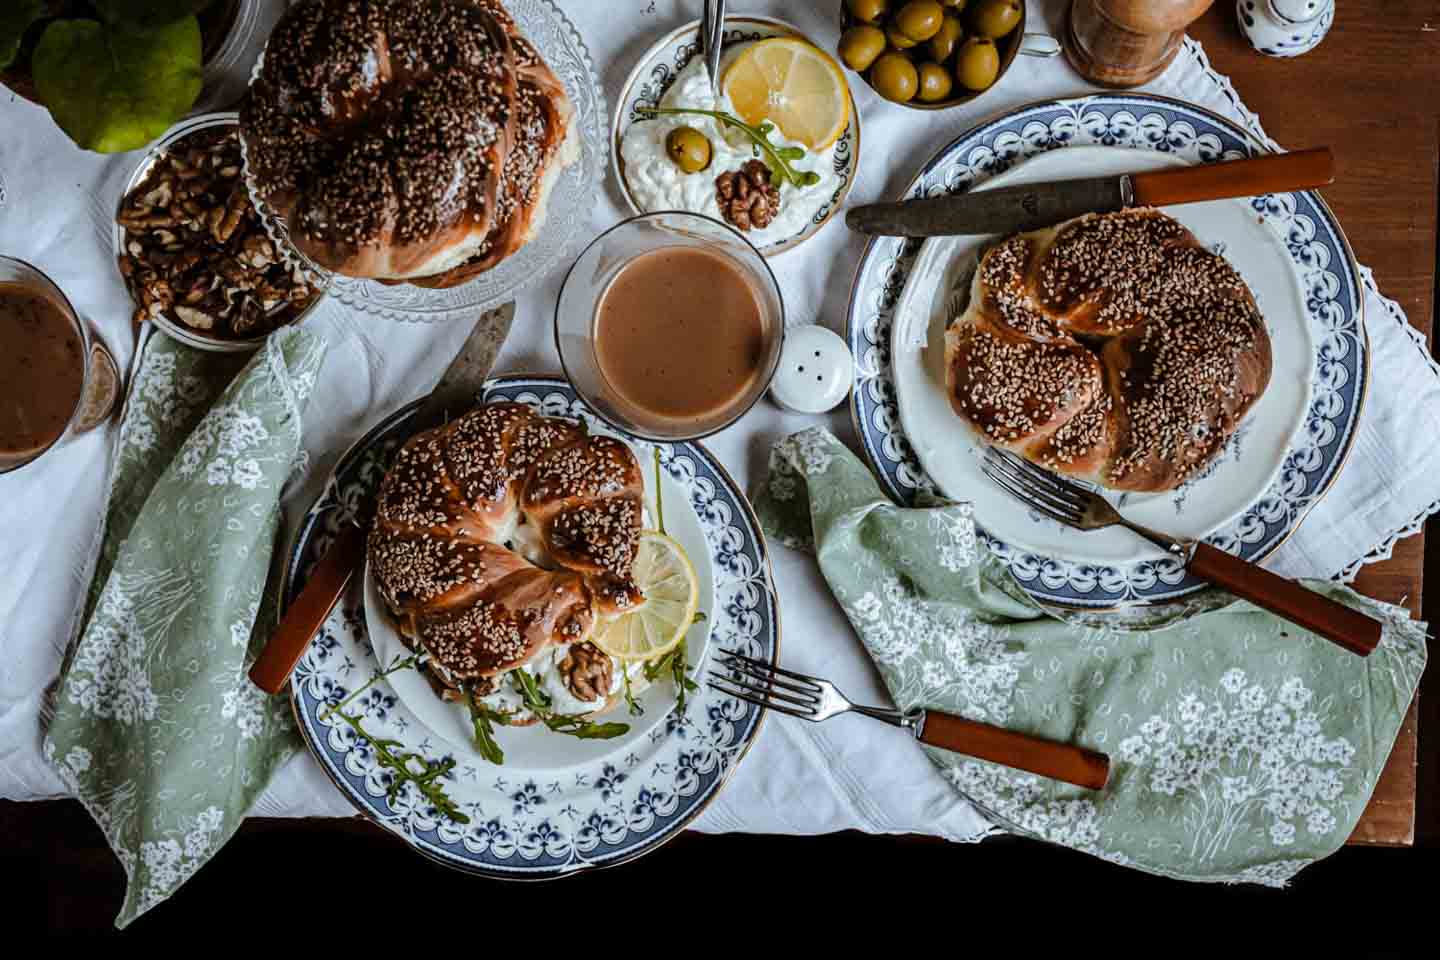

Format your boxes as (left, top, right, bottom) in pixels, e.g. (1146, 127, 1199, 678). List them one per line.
(248, 303, 515, 695)
(846, 147, 1335, 237)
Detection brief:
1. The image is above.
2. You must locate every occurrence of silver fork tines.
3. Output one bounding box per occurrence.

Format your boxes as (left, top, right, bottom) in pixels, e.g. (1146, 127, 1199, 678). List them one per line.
(707, 650, 912, 728)
(979, 447, 1184, 554)
(981, 453, 1084, 525)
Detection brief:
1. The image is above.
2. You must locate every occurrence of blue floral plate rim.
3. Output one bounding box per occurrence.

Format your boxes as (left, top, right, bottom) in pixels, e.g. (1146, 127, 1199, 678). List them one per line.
(843, 91, 1369, 611)
(278, 374, 779, 880)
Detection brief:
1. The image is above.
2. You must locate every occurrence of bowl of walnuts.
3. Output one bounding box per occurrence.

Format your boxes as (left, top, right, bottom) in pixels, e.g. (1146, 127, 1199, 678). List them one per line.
(113, 112, 327, 352)
(838, 0, 1057, 109)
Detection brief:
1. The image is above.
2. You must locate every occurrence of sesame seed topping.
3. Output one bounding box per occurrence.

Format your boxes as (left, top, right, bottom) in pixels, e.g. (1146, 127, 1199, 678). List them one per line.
(948, 208, 1270, 492)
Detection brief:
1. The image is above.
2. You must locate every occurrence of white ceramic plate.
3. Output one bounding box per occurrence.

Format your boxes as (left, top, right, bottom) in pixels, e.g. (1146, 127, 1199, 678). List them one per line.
(282, 375, 777, 879)
(364, 430, 715, 773)
(891, 146, 1314, 565)
(612, 16, 860, 256)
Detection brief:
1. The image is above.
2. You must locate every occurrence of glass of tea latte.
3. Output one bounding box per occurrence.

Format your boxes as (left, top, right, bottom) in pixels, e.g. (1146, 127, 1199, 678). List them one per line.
(0, 256, 121, 473)
(554, 211, 785, 442)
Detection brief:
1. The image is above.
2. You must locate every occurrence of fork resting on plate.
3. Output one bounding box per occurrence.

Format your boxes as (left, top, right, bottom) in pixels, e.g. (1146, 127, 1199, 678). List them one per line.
(709, 651, 1111, 790)
(980, 448, 1381, 657)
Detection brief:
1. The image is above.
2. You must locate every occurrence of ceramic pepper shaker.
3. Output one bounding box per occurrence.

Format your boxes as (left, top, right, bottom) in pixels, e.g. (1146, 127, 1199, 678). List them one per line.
(1236, 0, 1335, 57)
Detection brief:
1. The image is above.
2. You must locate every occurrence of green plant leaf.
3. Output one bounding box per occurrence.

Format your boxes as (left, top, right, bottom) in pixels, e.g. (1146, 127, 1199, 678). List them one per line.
(0, 0, 46, 70)
(33, 16, 203, 154)
(95, 0, 216, 30)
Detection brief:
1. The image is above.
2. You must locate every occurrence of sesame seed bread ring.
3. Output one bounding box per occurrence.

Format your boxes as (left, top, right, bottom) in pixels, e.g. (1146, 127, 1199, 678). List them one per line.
(945, 208, 1272, 493)
(241, 0, 575, 284)
(368, 402, 644, 690)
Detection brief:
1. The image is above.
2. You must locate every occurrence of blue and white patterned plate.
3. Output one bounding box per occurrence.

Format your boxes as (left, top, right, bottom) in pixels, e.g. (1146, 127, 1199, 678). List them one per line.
(846, 94, 1367, 610)
(280, 375, 778, 878)
(612, 16, 859, 256)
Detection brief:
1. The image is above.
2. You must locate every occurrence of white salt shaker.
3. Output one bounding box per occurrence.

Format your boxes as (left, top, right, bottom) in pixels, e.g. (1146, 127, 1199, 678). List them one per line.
(1236, 0, 1334, 57)
(769, 325, 852, 415)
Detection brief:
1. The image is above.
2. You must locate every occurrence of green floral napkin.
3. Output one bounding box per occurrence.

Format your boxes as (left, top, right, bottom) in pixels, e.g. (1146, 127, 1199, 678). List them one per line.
(44, 327, 326, 928)
(754, 428, 1427, 885)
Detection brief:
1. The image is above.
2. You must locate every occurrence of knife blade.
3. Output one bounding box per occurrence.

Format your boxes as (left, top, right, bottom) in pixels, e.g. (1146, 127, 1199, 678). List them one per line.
(248, 302, 515, 694)
(846, 147, 1335, 237)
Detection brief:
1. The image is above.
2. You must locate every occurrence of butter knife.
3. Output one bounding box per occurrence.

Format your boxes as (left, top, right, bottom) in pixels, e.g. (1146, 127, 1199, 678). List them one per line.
(248, 302, 515, 695)
(846, 147, 1335, 237)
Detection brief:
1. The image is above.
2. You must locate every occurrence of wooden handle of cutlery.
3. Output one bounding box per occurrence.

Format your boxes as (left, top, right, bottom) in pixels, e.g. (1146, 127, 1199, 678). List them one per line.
(1188, 542, 1381, 657)
(918, 712, 1110, 790)
(248, 524, 365, 694)
(1129, 147, 1335, 207)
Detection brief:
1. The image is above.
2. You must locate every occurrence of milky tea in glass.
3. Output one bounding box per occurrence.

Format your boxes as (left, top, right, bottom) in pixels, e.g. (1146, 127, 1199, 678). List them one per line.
(555, 213, 784, 442)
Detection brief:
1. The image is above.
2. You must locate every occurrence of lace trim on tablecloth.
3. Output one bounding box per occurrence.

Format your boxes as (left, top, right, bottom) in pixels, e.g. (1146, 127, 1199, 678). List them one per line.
(1182, 37, 1440, 587)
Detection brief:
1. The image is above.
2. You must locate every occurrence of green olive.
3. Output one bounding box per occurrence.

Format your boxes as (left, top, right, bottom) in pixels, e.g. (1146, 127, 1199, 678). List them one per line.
(928, 12, 964, 62)
(665, 125, 712, 173)
(969, 0, 1022, 39)
(885, 24, 917, 49)
(892, 0, 945, 41)
(869, 51, 919, 103)
(916, 61, 954, 102)
(939, 0, 967, 9)
(839, 24, 888, 72)
(846, 0, 889, 24)
(954, 36, 1000, 90)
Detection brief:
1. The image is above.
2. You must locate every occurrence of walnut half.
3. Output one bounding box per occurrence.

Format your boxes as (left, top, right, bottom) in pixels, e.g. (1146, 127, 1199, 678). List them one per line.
(557, 642, 613, 705)
(714, 159, 781, 232)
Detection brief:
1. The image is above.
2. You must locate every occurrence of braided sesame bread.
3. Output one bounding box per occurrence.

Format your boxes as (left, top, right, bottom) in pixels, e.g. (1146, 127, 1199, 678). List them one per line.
(946, 208, 1271, 493)
(240, 0, 576, 286)
(368, 403, 644, 713)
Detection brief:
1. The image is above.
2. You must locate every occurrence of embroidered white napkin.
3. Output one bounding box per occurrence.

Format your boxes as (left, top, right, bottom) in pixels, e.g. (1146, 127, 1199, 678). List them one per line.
(3, 1, 1437, 845)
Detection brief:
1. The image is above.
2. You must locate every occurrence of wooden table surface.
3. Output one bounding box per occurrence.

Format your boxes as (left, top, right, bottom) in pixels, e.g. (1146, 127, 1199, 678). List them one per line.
(1189, 2, 1439, 845)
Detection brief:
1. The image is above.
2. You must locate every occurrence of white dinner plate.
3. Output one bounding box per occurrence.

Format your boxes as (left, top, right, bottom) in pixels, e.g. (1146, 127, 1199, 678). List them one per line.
(364, 430, 716, 772)
(891, 145, 1313, 566)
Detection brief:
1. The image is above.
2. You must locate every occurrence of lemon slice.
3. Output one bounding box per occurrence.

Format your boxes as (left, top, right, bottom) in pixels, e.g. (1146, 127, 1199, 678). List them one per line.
(592, 531, 700, 662)
(722, 38, 850, 151)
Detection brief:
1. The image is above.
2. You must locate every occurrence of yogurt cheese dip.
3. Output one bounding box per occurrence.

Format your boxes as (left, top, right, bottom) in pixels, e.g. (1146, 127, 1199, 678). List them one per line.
(621, 56, 843, 248)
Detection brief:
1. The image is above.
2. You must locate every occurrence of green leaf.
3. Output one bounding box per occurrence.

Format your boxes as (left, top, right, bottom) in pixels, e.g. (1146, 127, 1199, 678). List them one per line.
(0, 0, 45, 70)
(463, 685, 507, 766)
(568, 721, 630, 740)
(95, 0, 216, 31)
(32, 16, 203, 154)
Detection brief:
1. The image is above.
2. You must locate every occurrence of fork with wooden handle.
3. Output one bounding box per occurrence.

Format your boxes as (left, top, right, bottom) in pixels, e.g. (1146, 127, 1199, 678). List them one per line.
(981, 448, 1382, 657)
(709, 651, 1111, 790)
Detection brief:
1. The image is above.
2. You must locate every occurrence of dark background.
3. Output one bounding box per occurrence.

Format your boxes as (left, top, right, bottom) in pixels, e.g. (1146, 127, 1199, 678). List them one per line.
(5, 2, 1440, 938)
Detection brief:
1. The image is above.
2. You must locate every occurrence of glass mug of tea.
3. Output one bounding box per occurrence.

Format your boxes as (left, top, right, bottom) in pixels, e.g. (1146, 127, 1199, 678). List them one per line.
(554, 211, 786, 442)
(0, 256, 121, 474)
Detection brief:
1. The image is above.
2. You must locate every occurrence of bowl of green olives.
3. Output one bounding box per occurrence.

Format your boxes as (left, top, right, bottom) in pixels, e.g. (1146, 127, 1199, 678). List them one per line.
(838, 0, 1055, 110)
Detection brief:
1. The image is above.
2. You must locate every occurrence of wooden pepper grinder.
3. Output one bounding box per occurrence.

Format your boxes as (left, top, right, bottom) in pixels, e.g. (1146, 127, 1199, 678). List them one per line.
(1064, 0, 1215, 88)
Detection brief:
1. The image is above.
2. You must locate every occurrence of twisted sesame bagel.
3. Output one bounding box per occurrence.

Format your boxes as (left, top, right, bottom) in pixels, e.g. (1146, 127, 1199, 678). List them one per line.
(368, 403, 644, 696)
(946, 208, 1271, 493)
(241, 0, 575, 285)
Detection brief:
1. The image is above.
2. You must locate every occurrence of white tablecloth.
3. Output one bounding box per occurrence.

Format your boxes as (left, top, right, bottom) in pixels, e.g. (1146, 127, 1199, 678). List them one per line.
(4, 1, 1438, 842)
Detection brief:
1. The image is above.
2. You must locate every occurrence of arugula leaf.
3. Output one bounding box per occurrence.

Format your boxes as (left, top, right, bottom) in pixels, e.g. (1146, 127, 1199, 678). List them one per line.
(510, 672, 630, 741)
(315, 654, 468, 824)
(327, 708, 469, 824)
(319, 654, 421, 722)
(95, 1, 216, 31)
(645, 639, 700, 713)
(462, 684, 509, 766)
(636, 105, 823, 188)
(622, 668, 644, 717)
(0, 0, 45, 70)
(32, 16, 203, 154)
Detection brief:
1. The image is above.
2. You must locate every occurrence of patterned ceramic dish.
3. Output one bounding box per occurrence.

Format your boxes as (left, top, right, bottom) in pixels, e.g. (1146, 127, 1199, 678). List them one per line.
(846, 93, 1367, 610)
(280, 375, 778, 878)
(242, 0, 608, 323)
(112, 112, 330, 354)
(612, 16, 860, 257)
